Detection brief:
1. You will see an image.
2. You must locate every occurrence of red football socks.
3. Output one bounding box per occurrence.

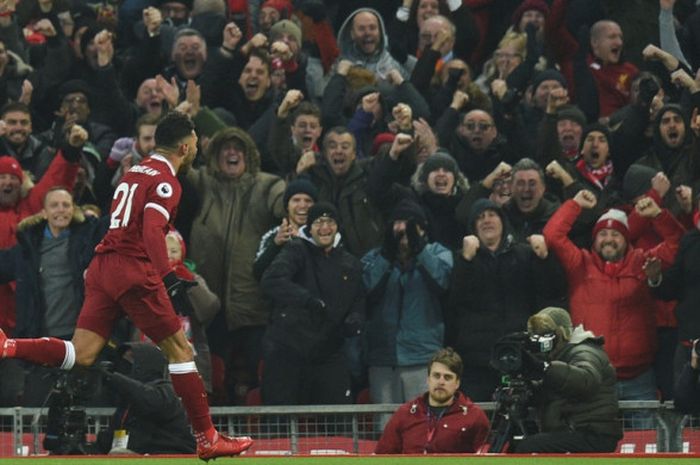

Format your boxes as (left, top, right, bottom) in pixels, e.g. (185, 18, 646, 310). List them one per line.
(170, 369, 216, 447)
(10, 337, 68, 367)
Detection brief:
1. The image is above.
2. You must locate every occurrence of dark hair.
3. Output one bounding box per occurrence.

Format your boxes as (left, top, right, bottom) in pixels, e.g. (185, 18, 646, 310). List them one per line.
(428, 347, 463, 379)
(1, 101, 31, 118)
(409, 0, 451, 26)
(154, 111, 194, 149)
(322, 126, 355, 151)
(511, 157, 545, 184)
(173, 28, 206, 46)
(248, 48, 272, 76)
(291, 102, 321, 125)
(135, 112, 162, 136)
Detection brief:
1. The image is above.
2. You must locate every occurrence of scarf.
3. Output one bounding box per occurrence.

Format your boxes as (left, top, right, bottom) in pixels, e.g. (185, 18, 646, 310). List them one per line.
(576, 158, 614, 190)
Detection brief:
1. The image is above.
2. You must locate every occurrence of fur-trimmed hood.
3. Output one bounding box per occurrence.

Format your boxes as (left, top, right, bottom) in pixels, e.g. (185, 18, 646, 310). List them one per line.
(17, 207, 86, 232)
(203, 126, 261, 178)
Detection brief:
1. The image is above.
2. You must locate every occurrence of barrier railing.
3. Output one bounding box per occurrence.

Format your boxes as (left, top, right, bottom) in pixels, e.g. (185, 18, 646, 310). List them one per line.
(0, 401, 697, 456)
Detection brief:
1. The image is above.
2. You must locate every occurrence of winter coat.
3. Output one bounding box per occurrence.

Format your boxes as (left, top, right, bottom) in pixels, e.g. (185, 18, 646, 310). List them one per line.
(0, 213, 106, 338)
(446, 235, 566, 372)
(306, 160, 385, 257)
(362, 242, 453, 367)
(0, 150, 78, 333)
(543, 200, 684, 379)
(375, 391, 489, 454)
(536, 326, 622, 439)
(651, 228, 700, 341)
(260, 228, 365, 357)
(187, 127, 285, 330)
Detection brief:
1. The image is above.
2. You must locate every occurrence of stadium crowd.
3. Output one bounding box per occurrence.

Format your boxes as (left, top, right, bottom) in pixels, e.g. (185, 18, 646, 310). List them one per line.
(1, 0, 700, 441)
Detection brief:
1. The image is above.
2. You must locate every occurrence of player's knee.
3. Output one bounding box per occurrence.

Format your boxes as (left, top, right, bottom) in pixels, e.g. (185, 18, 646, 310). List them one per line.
(74, 351, 98, 367)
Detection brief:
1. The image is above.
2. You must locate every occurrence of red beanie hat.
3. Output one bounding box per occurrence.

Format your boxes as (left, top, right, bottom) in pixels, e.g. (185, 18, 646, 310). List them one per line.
(592, 208, 629, 242)
(0, 156, 23, 182)
(512, 0, 549, 26)
(261, 0, 292, 15)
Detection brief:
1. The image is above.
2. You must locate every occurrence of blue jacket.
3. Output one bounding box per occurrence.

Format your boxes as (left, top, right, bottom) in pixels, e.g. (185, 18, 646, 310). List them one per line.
(362, 242, 453, 366)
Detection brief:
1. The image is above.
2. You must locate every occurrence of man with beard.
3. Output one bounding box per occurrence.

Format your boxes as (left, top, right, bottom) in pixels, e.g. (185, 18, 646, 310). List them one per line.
(543, 189, 684, 419)
(260, 202, 365, 406)
(375, 347, 489, 454)
(0, 102, 53, 180)
(336, 8, 410, 81)
(435, 108, 518, 184)
(632, 103, 700, 220)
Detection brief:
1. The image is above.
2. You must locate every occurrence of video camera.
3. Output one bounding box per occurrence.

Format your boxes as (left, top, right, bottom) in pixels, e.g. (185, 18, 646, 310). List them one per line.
(490, 331, 555, 378)
(485, 331, 556, 453)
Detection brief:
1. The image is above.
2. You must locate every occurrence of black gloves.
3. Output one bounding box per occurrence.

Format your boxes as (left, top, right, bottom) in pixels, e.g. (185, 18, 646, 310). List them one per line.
(521, 350, 549, 378)
(343, 312, 364, 337)
(405, 220, 427, 256)
(163, 271, 197, 315)
(381, 226, 400, 262)
(447, 67, 465, 86)
(638, 77, 660, 108)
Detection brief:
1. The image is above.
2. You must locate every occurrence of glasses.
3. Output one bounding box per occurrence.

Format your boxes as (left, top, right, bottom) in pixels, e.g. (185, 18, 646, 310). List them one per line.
(312, 217, 336, 227)
(462, 122, 493, 132)
(62, 96, 88, 106)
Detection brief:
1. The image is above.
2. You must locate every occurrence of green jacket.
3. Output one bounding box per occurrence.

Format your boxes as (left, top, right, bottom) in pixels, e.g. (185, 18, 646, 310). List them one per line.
(187, 127, 286, 330)
(537, 327, 623, 439)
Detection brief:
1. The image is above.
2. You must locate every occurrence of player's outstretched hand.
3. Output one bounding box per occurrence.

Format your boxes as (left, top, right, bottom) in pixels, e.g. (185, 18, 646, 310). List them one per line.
(163, 271, 198, 315)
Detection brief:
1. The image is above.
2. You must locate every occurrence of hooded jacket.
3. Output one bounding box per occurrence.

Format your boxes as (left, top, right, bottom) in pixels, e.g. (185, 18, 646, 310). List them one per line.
(543, 199, 684, 379)
(337, 8, 409, 80)
(634, 104, 700, 218)
(187, 127, 285, 330)
(260, 226, 365, 356)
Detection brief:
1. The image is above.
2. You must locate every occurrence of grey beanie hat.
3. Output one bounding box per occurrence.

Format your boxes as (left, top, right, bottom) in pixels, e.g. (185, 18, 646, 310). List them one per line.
(532, 307, 573, 340)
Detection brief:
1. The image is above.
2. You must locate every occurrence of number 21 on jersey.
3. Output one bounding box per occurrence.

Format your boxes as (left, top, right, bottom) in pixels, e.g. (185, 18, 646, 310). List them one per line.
(110, 182, 139, 229)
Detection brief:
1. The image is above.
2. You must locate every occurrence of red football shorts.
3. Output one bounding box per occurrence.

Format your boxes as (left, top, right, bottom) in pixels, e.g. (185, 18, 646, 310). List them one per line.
(77, 252, 181, 344)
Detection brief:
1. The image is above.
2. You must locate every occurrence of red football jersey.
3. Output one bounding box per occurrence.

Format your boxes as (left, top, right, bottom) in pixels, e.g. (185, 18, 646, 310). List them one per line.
(96, 154, 181, 258)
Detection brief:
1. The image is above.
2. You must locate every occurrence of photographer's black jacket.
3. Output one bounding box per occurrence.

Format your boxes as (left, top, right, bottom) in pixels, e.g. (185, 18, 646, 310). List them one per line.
(100, 344, 196, 454)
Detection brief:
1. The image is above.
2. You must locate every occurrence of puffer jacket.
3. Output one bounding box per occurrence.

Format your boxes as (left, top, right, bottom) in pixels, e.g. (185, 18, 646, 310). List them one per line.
(537, 326, 622, 439)
(187, 127, 285, 330)
(543, 200, 683, 379)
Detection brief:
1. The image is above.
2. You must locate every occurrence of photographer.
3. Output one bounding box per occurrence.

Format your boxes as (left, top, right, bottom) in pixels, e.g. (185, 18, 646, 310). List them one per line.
(97, 343, 196, 455)
(674, 339, 700, 414)
(513, 307, 622, 453)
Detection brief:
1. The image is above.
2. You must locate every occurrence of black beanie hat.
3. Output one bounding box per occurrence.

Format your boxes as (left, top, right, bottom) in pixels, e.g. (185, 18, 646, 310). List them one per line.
(57, 79, 91, 107)
(580, 123, 610, 149)
(531, 69, 566, 92)
(283, 178, 318, 206)
(390, 198, 428, 229)
(467, 198, 505, 233)
(419, 151, 459, 183)
(622, 164, 657, 202)
(306, 201, 339, 227)
(557, 104, 586, 127)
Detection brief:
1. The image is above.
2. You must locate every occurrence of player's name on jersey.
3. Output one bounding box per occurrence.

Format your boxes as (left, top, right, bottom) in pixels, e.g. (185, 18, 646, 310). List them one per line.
(128, 165, 161, 176)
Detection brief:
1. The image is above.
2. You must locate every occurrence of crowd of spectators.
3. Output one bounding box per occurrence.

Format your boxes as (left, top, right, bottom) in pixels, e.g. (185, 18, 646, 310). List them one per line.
(1, 0, 700, 427)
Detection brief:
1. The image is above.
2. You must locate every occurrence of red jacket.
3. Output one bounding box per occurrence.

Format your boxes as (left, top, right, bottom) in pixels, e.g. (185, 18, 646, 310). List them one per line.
(0, 151, 78, 333)
(375, 391, 489, 454)
(543, 200, 683, 380)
